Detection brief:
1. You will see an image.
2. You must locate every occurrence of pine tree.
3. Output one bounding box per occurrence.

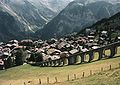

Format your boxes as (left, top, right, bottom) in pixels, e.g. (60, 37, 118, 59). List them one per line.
(7, 56, 12, 68)
(15, 49, 25, 66)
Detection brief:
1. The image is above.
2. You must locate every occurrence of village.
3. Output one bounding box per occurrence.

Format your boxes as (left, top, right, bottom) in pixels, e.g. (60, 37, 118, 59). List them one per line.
(0, 29, 120, 70)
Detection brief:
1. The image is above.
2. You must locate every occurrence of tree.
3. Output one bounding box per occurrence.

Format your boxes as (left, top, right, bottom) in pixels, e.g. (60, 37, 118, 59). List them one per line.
(4, 56, 12, 69)
(28, 52, 43, 62)
(6, 56, 12, 68)
(15, 49, 25, 66)
(28, 52, 36, 62)
(35, 52, 43, 62)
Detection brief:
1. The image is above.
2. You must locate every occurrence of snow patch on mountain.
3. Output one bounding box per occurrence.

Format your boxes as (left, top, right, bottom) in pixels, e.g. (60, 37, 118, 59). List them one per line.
(38, 0, 74, 12)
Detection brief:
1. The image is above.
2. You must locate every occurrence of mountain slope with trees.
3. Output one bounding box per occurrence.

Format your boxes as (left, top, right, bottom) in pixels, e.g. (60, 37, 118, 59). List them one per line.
(0, 9, 26, 42)
(36, 1, 120, 40)
(80, 12, 120, 35)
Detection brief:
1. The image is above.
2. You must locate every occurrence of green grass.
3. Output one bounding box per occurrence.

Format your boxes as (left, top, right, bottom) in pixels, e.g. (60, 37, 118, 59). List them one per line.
(0, 47, 120, 85)
(55, 68, 120, 85)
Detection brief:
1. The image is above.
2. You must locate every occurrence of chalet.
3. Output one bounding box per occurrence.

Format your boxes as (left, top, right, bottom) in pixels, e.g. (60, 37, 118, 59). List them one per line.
(9, 40, 18, 44)
(0, 51, 11, 70)
(47, 48, 61, 55)
(48, 55, 60, 60)
(86, 28, 91, 35)
(101, 31, 108, 38)
(20, 39, 33, 46)
(57, 41, 67, 50)
(0, 58, 4, 70)
(118, 37, 120, 41)
(60, 51, 69, 58)
(88, 36, 94, 39)
(92, 46, 99, 49)
(69, 49, 79, 55)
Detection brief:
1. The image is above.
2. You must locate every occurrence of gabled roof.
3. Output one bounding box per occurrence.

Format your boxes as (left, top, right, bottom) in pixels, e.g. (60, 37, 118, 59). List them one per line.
(101, 31, 107, 34)
(69, 49, 79, 55)
(118, 37, 120, 40)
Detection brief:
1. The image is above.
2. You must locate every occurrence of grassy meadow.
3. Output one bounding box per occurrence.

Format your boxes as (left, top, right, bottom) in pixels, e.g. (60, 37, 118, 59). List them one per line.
(0, 47, 120, 85)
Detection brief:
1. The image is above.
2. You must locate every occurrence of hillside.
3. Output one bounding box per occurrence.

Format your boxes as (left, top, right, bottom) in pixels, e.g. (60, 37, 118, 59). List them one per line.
(53, 68, 120, 85)
(36, 1, 120, 40)
(1, 0, 73, 32)
(79, 12, 120, 35)
(0, 47, 120, 85)
(0, 8, 27, 42)
(0, 0, 73, 42)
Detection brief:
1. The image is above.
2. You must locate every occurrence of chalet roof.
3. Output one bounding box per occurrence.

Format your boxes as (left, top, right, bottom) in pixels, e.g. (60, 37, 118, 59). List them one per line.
(90, 32, 95, 35)
(21, 39, 33, 43)
(0, 46, 2, 49)
(69, 49, 79, 55)
(51, 38, 58, 42)
(81, 48, 88, 52)
(34, 41, 44, 44)
(0, 42, 4, 45)
(60, 51, 69, 58)
(12, 46, 23, 50)
(92, 46, 99, 49)
(37, 49, 45, 53)
(49, 55, 60, 60)
(12, 43, 18, 47)
(43, 45, 50, 49)
(89, 39, 94, 42)
(101, 31, 107, 34)
(58, 42, 67, 49)
(47, 48, 61, 55)
(88, 36, 95, 39)
(5, 44, 12, 47)
(50, 43, 56, 48)
(2, 48, 10, 52)
(118, 37, 120, 40)
(9, 40, 18, 43)
(26, 50, 31, 54)
(38, 39, 43, 42)
(3, 52, 10, 56)
(42, 53, 48, 61)
(85, 43, 93, 47)
(66, 44, 71, 48)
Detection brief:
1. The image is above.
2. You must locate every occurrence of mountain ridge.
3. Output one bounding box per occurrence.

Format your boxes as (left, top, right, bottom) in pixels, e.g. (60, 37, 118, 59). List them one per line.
(36, 1, 120, 40)
(0, 0, 74, 42)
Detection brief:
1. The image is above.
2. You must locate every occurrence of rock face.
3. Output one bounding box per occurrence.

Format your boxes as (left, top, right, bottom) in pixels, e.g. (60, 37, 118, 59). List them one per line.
(1, 0, 74, 32)
(0, 0, 73, 42)
(36, 1, 120, 40)
(0, 1, 32, 42)
(0, 9, 25, 42)
(7, 0, 55, 32)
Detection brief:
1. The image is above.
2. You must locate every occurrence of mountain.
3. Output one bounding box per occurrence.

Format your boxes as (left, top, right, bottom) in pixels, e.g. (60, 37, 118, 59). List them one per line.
(1, 0, 73, 32)
(0, 0, 73, 42)
(0, 8, 25, 42)
(0, 0, 73, 34)
(36, 1, 120, 40)
(0, 1, 36, 42)
(75, 0, 120, 4)
(81, 12, 120, 33)
(7, 0, 54, 32)
(35, 0, 74, 13)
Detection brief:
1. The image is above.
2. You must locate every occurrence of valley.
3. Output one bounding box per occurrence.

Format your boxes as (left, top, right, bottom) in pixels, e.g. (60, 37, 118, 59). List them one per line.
(0, 0, 120, 85)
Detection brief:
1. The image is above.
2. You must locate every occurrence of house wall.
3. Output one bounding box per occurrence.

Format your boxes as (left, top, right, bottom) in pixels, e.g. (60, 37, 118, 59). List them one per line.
(0, 59, 4, 70)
